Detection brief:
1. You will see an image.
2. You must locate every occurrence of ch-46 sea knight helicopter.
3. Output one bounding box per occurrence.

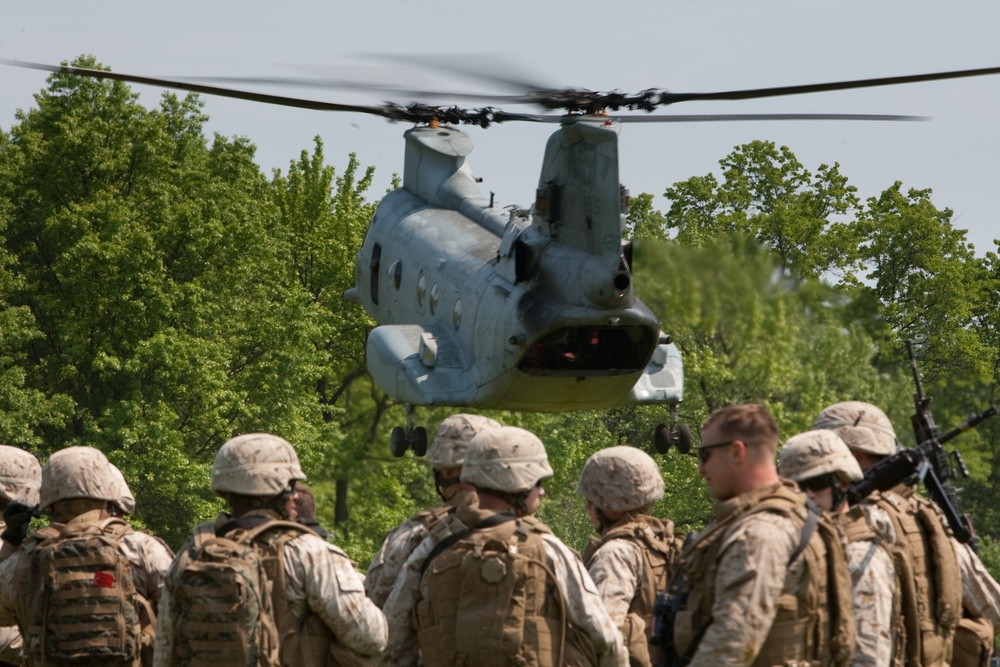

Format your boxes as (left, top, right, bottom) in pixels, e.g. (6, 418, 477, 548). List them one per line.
(5, 58, 1000, 456)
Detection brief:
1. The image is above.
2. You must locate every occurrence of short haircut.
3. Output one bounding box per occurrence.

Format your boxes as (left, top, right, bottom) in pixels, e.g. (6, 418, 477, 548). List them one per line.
(703, 403, 779, 453)
(293, 482, 317, 520)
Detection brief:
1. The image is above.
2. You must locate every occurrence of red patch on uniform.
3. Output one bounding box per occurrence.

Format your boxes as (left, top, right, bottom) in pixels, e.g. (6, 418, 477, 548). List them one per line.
(93, 571, 115, 588)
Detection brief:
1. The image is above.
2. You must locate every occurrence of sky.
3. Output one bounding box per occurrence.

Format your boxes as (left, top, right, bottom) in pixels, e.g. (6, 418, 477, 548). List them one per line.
(2, 1, 999, 257)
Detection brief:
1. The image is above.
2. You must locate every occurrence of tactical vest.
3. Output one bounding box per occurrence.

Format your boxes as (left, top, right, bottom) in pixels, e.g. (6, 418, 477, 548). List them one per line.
(16, 512, 147, 667)
(839, 506, 906, 667)
(673, 483, 854, 667)
(584, 515, 682, 667)
(413, 510, 596, 667)
(869, 487, 962, 667)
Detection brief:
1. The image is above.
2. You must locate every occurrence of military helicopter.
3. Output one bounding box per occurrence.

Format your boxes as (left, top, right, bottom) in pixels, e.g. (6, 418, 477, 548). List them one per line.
(5, 58, 1000, 457)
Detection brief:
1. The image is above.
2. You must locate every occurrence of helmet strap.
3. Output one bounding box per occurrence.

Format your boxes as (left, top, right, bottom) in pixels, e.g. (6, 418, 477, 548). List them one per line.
(480, 487, 531, 517)
(226, 480, 297, 519)
(433, 469, 462, 502)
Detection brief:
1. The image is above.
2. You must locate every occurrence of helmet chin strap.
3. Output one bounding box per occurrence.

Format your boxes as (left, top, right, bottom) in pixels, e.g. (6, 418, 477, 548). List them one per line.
(433, 469, 462, 502)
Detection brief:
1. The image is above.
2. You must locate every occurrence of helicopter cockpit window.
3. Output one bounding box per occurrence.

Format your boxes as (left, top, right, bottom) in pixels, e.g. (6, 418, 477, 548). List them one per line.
(517, 326, 655, 375)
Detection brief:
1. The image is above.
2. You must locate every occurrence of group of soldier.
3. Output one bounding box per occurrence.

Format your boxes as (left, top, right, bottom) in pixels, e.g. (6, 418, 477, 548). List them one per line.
(0, 399, 998, 666)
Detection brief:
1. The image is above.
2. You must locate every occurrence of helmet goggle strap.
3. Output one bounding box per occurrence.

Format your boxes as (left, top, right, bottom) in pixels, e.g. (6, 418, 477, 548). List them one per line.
(433, 469, 462, 502)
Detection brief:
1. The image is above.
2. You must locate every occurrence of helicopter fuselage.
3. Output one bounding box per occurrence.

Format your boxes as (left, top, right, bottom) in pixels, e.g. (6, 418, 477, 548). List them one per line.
(347, 116, 683, 411)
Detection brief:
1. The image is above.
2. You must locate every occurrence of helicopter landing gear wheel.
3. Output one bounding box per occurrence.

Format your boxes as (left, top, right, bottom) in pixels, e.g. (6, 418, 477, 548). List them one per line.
(390, 427, 408, 458)
(412, 426, 428, 457)
(652, 406, 692, 456)
(389, 405, 428, 457)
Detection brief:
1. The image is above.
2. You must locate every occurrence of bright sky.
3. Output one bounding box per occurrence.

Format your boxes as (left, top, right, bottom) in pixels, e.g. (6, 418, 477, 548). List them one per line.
(2, 1, 998, 256)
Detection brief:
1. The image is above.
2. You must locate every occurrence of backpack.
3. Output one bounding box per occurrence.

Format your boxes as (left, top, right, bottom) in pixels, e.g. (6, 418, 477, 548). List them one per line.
(25, 514, 142, 666)
(167, 519, 285, 667)
(414, 512, 597, 667)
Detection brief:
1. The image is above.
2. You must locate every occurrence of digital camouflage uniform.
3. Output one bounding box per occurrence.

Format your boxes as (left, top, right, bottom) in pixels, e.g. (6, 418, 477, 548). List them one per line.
(380, 427, 627, 667)
(365, 414, 498, 608)
(779, 429, 899, 667)
(840, 504, 898, 667)
(0, 447, 172, 667)
(674, 481, 854, 667)
(577, 446, 680, 667)
(815, 403, 970, 667)
(153, 433, 387, 666)
(153, 509, 387, 666)
(0, 445, 40, 666)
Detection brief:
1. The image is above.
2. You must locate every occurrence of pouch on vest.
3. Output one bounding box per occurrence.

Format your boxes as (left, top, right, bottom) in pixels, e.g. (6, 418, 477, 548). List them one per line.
(26, 516, 142, 667)
(952, 616, 994, 667)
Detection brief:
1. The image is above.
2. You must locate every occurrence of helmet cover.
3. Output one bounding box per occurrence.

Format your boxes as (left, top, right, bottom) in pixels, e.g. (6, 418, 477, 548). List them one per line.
(211, 433, 305, 497)
(813, 401, 898, 456)
(461, 426, 553, 493)
(425, 414, 501, 469)
(40, 446, 118, 510)
(576, 446, 664, 511)
(0, 445, 42, 507)
(779, 429, 863, 485)
(107, 463, 136, 515)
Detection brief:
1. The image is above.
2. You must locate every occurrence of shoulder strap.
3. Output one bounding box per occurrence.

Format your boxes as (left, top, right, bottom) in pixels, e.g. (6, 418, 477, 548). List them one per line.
(420, 513, 518, 575)
(788, 502, 820, 566)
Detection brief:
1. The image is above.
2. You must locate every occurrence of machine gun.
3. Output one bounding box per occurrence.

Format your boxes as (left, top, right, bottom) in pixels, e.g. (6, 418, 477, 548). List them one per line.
(846, 340, 997, 550)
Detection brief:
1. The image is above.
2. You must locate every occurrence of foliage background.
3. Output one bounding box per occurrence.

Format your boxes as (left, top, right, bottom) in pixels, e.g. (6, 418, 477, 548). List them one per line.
(2, 59, 998, 574)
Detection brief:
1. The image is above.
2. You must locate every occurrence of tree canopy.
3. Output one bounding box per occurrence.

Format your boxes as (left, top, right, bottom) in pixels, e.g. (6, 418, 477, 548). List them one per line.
(2, 58, 998, 573)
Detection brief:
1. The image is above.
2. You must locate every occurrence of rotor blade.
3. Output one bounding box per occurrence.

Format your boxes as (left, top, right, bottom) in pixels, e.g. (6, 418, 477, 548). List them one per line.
(179, 75, 534, 104)
(492, 112, 927, 124)
(1, 59, 394, 118)
(612, 112, 928, 122)
(360, 52, 553, 93)
(657, 66, 1000, 104)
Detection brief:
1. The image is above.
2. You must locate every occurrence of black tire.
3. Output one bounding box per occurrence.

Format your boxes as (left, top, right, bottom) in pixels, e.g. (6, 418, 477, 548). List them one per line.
(653, 423, 672, 454)
(412, 426, 428, 457)
(390, 426, 408, 457)
(675, 422, 693, 455)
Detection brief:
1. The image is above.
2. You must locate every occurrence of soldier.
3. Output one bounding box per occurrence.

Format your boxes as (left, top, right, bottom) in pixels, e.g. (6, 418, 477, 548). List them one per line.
(365, 413, 500, 608)
(0, 446, 173, 667)
(381, 426, 627, 667)
(815, 401, 1000, 667)
(153, 432, 387, 666)
(0, 445, 41, 666)
(577, 446, 681, 667)
(670, 403, 854, 667)
(779, 429, 898, 667)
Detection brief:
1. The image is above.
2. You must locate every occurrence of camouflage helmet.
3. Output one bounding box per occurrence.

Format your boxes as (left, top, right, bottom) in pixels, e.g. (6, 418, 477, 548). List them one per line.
(107, 463, 136, 515)
(461, 426, 553, 493)
(576, 446, 664, 512)
(813, 401, 898, 456)
(39, 446, 118, 511)
(779, 430, 863, 485)
(0, 445, 42, 507)
(211, 433, 305, 497)
(425, 414, 502, 469)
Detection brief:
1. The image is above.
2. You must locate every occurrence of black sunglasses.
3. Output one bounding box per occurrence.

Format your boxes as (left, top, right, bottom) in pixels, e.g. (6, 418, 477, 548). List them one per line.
(696, 440, 736, 464)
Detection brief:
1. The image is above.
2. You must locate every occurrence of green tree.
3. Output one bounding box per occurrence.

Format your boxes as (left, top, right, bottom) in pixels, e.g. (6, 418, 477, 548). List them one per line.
(663, 140, 860, 279)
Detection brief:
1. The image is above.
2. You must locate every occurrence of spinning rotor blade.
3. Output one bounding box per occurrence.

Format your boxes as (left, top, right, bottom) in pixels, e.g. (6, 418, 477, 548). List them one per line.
(1, 59, 393, 118)
(654, 66, 1000, 104)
